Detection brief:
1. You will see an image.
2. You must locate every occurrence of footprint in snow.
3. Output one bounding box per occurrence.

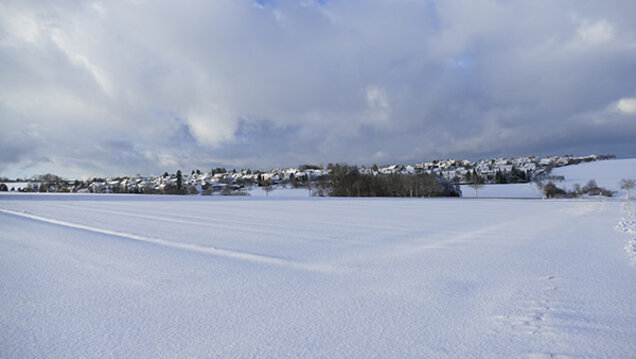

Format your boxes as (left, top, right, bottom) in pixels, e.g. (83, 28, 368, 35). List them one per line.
(617, 202, 636, 266)
(493, 275, 562, 337)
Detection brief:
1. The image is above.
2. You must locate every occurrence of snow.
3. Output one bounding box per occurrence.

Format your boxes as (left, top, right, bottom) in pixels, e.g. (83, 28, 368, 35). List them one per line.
(248, 186, 312, 198)
(1, 193, 635, 358)
(460, 183, 542, 198)
(461, 158, 636, 198)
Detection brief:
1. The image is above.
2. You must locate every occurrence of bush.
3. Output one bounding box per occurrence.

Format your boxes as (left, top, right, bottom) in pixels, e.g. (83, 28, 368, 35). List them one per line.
(164, 186, 186, 195)
(543, 182, 566, 198)
(581, 180, 614, 197)
(142, 187, 160, 194)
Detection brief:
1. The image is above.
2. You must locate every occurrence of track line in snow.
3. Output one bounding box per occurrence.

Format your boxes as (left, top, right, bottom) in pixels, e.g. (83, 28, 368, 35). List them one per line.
(54, 201, 408, 232)
(46, 203, 373, 246)
(0, 208, 336, 273)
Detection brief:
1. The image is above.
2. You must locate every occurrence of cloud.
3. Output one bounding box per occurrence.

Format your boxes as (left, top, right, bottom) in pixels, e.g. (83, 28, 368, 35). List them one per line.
(50, 31, 113, 95)
(1, 0, 635, 178)
(616, 98, 636, 115)
(363, 86, 390, 126)
(576, 19, 615, 45)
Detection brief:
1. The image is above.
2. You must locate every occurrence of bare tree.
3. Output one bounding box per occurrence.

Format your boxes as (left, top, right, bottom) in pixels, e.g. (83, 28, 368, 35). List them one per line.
(468, 170, 484, 198)
(306, 175, 312, 197)
(620, 178, 636, 199)
(262, 178, 275, 198)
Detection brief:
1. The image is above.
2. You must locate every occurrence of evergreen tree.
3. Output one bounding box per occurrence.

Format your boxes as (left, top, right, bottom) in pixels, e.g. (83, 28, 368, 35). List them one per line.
(463, 170, 473, 183)
(176, 170, 182, 190)
(495, 169, 507, 184)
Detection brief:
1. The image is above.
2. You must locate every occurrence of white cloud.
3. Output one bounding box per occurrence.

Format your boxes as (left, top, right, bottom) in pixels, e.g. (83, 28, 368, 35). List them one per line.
(185, 110, 236, 146)
(272, 9, 287, 23)
(90, 2, 106, 15)
(365, 86, 389, 110)
(363, 86, 390, 126)
(4, 15, 40, 44)
(616, 98, 636, 115)
(576, 18, 615, 45)
(49, 30, 113, 95)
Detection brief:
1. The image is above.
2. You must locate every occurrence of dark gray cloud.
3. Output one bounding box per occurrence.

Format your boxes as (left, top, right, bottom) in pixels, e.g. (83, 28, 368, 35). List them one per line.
(1, 0, 635, 178)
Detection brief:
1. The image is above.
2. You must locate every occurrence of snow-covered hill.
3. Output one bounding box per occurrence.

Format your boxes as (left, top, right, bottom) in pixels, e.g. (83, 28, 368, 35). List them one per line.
(553, 158, 636, 195)
(461, 158, 636, 198)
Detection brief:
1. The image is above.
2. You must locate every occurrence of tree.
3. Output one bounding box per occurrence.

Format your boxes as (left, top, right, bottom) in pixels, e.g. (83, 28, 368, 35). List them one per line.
(509, 167, 527, 183)
(262, 178, 275, 198)
(306, 175, 313, 196)
(495, 169, 507, 184)
(468, 170, 485, 198)
(299, 164, 321, 171)
(325, 164, 459, 198)
(176, 170, 182, 190)
(620, 178, 636, 199)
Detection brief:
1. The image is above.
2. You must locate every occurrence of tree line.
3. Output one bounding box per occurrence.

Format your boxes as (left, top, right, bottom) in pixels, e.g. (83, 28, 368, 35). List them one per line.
(326, 164, 461, 198)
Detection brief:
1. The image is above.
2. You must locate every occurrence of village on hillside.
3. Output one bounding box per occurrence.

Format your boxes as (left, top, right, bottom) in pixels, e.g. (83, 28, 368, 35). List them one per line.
(0, 154, 615, 195)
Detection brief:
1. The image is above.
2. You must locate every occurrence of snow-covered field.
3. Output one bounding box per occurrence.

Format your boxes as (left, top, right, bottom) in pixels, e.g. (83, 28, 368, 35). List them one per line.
(459, 182, 542, 198)
(1, 193, 635, 358)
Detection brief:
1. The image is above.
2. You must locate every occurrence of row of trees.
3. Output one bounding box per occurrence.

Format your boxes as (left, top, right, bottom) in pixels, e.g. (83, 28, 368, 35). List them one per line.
(462, 168, 530, 197)
(327, 164, 461, 198)
(539, 178, 636, 199)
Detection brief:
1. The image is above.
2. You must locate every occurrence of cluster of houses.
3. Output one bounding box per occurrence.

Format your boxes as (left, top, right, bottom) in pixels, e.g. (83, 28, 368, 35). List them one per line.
(1, 154, 613, 195)
(364, 154, 610, 182)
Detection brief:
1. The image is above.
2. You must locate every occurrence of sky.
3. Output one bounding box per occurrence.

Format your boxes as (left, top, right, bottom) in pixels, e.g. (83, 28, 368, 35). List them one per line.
(1, 0, 635, 179)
